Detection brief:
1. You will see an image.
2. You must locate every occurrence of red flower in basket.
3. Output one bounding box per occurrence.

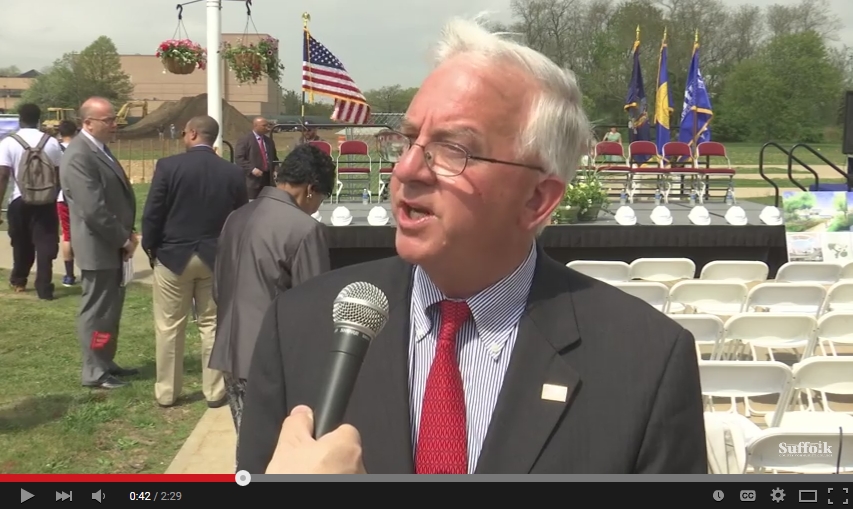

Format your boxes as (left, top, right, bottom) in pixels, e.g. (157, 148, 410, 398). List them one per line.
(157, 39, 207, 75)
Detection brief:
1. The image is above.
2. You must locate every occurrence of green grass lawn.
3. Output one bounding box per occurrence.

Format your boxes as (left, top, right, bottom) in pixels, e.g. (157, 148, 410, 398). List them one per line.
(0, 270, 207, 474)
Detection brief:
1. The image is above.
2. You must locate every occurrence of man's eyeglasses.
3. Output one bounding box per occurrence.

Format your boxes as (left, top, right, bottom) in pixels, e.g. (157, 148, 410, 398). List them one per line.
(89, 116, 117, 125)
(375, 130, 543, 177)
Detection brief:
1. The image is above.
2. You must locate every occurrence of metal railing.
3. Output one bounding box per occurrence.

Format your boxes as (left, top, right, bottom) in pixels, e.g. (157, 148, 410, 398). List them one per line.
(788, 143, 852, 191)
(758, 142, 787, 207)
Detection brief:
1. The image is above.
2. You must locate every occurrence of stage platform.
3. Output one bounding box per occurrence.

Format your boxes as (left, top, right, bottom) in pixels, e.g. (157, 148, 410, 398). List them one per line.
(315, 200, 788, 276)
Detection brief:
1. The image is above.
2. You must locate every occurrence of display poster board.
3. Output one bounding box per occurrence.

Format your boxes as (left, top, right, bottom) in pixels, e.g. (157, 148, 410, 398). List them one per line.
(782, 190, 853, 264)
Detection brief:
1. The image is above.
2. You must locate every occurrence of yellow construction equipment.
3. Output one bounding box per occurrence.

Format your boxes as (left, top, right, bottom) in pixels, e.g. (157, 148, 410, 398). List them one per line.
(41, 108, 76, 134)
(116, 100, 148, 128)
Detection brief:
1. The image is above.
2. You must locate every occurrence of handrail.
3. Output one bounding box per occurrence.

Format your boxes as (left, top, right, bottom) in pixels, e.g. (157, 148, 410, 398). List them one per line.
(758, 142, 787, 207)
(789, 143, 852, 191)
(271, 121, 394, 134)
(785, 152, 820, 193)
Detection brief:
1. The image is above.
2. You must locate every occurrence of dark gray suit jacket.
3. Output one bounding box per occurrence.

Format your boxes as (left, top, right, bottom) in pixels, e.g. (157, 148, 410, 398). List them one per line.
(237, 247, 707, 474)
(60, 133, 136, 271)
(210, 187, 330, 379)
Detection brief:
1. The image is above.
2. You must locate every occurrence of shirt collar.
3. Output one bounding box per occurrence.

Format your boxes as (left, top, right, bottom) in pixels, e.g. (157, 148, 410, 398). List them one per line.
(410, 243, 538, 360)
(80, 129, 104, 151)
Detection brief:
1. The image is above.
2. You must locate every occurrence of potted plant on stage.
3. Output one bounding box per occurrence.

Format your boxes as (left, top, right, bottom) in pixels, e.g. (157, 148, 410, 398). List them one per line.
(157, 39, 206, 75)
(220, 36, 284, 85)
(564, 168, 609, 222)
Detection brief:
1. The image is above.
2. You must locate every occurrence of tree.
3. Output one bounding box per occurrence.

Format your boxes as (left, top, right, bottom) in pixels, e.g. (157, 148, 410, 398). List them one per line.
(363, 85, 418, 113)
(716, 31, 844, 142)
(279, 88, 334, 116)
(20, 36, 132, 111)
(0, 65, 20, 77)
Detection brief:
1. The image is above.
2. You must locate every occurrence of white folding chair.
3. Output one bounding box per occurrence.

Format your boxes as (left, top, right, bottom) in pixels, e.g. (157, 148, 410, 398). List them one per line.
(816, 311, 853, 356)
(629, 257, 695, 282)
(746, 429, 853, 473)
(824, 281, 853, 313)
(745, 282, 827, 316)
(776, 261, 842, 284)
(841, 260, 853, 280)
(700, 260, 768, 282)
(767, 357, 853, 431)
(725, 313, 818, 362)
(565, 260, 630, 282)
(699, 360, 793, 425)
(668, 280, 747, 316)
(671, 314, 726, 360)
(704, 412, 753, 474)
(610, 282, 669, 312)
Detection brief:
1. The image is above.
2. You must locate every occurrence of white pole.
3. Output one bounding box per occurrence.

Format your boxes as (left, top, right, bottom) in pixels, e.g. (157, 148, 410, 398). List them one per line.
(206, 0, 223, 154)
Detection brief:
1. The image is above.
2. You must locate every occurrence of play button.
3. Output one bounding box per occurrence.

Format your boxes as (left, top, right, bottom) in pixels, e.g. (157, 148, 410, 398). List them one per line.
(21, 489, 34, 503)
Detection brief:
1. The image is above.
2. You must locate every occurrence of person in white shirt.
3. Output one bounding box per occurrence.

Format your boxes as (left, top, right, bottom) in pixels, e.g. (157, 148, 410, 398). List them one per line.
(56, 120, 79, 286)
(0, 103, 64, 300)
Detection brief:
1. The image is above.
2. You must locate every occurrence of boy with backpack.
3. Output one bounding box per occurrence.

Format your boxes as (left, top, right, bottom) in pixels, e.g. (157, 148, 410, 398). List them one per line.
(0, 103, 64, 300)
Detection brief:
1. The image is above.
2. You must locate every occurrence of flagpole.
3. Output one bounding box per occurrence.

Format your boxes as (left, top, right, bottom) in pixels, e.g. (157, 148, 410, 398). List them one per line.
(692, 29, 699, 146)
(300, 12, 311, 121)
(206, 0, 222, 154)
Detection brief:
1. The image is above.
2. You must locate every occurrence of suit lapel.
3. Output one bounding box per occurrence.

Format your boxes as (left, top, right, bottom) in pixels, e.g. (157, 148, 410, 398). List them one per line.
(474, 252, 582, 473)
(347, 257, 416, 473)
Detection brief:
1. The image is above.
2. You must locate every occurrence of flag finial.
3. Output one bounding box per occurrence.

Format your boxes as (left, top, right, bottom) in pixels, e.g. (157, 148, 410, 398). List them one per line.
(662, 27, 667, 43)
(302, 12, 311, 29)
(636, 25, 640, 41)
(694, 29, 699, 44)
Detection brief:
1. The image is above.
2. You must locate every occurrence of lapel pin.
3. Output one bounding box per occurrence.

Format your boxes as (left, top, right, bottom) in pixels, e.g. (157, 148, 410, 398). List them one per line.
(541, 383, 568, 402)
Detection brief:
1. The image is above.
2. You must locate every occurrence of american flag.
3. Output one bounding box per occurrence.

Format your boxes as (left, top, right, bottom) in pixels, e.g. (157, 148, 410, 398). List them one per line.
(302, 31, 371, 124)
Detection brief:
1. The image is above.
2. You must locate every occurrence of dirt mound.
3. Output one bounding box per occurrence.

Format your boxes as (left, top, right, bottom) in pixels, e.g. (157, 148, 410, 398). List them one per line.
(119, 94, 252, 142)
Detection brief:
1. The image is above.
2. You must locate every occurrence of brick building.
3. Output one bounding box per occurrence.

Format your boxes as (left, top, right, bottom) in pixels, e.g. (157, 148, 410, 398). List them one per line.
(1, 33, 282, 117)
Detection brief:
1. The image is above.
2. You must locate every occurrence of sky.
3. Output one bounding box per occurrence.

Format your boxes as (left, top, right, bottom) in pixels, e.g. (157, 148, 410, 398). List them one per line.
(0, 0, 851, 93)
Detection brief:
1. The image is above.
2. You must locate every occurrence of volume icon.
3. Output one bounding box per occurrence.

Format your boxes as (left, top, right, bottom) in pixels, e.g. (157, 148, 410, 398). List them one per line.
(56, 491, 72, 501)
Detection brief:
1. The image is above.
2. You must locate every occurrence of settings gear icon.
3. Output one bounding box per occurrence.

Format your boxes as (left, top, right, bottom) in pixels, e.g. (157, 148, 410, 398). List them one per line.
(770, 487, 785, 503)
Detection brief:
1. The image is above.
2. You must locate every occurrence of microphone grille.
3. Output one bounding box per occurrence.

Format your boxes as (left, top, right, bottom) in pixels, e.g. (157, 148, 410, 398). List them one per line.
(332, 282, 390, 338)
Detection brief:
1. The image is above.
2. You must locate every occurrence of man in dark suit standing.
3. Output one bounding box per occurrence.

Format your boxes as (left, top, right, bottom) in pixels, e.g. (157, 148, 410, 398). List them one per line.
(60, 97, 138, 389)
(235, 117, 277, 200)
(237, 17, 707, 475)
(142, 115, 248, 408)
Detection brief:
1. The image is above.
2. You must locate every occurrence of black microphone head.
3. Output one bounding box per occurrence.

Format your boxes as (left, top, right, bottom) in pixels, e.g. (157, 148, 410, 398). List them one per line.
(332, 282, 390, 340)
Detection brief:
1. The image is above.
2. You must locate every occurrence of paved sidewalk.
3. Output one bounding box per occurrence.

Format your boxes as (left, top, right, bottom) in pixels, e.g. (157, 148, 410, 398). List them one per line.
(0, 239, 235, 475)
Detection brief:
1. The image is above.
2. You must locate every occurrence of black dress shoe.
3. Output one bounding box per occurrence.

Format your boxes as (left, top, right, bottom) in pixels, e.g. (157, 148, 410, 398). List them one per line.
(84, 375, 128, 389)
(110, 367, 139, 377)
(207, 396, 228, 409)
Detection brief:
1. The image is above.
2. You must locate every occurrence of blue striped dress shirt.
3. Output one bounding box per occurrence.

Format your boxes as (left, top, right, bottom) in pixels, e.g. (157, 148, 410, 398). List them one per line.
(407, 244, 538, 473)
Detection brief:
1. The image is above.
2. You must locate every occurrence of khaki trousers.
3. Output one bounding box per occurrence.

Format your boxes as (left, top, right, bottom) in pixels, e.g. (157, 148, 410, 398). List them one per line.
(152, 254, 225, 406)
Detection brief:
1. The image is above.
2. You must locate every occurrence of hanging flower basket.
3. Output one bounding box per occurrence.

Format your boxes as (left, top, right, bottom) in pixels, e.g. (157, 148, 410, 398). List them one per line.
(156, 39, 207, 75)
(220, 37, 284, 85)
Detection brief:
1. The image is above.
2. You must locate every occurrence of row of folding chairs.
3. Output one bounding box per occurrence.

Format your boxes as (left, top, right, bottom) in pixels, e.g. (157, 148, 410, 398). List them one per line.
(674, 311, 853, 361)
(568, 259, 853, 284)
(613, 280, 853, 320)
(701, 357, 853, 473)
(584, 140, 735, 201)
(306, 140, 392, 204)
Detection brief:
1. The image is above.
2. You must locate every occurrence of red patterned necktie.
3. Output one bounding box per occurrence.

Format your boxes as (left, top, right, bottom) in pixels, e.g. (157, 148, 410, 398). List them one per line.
(415, 300, 471, 474)
(257, 136, 267, 170)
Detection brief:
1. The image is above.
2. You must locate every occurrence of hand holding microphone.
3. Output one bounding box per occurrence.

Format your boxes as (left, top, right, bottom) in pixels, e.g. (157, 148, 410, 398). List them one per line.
(266, 282, 389, 474)
(265, 405, 366, 474)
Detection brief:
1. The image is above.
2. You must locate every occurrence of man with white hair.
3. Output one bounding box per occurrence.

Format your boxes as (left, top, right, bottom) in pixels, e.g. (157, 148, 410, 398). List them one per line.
(237, 17, 706, 474)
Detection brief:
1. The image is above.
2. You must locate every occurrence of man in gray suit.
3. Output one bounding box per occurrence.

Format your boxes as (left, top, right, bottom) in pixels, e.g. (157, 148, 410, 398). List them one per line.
(210, 143, 335, 456)
(60, 97, 139, 389)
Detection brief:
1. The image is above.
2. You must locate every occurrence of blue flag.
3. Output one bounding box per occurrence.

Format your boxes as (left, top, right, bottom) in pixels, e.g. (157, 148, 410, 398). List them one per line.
(654, 31, 672, 156)
(625, 38, 650, 163)
(678, 39, 713, 147)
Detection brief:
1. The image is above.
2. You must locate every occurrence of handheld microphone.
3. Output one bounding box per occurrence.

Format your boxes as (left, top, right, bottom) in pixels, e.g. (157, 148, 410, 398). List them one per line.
(313, 281, 389, 438)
